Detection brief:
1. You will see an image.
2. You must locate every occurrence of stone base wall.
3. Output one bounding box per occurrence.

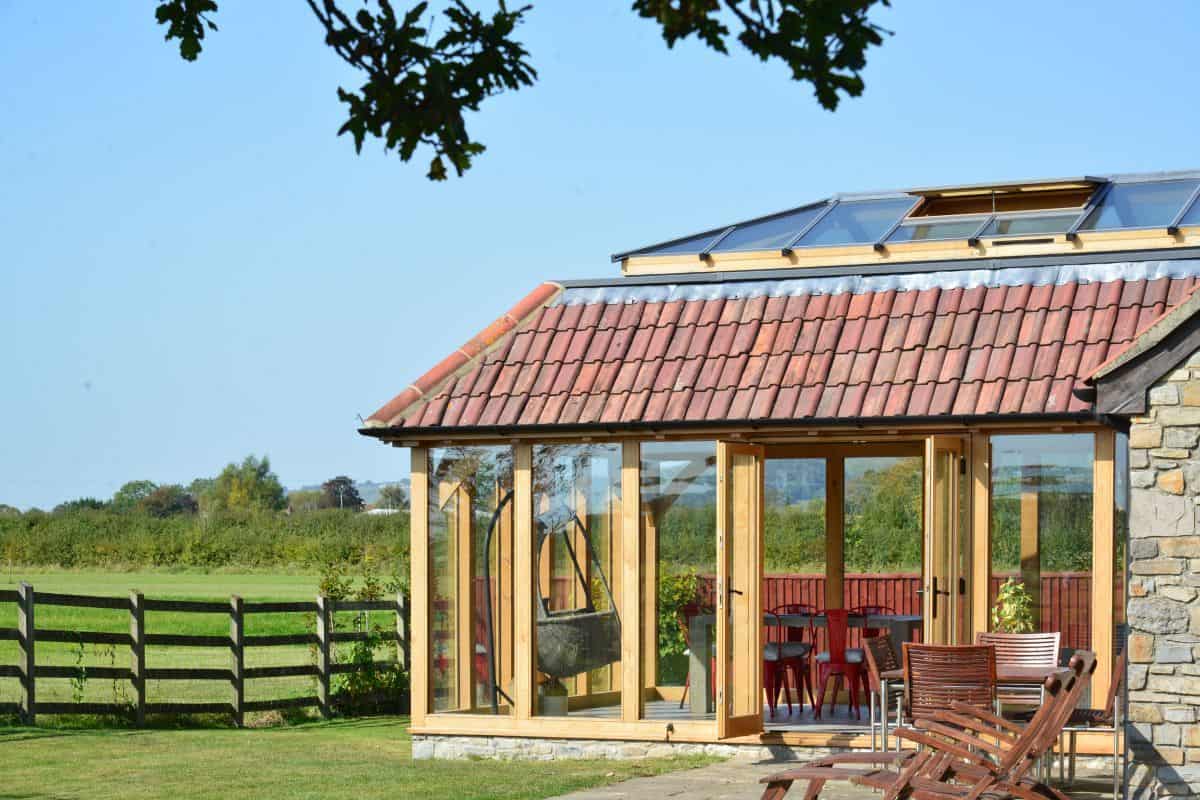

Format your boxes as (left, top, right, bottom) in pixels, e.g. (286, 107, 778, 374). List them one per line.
(1127, 352, 1200, 798)
(410, 734, 839, 762)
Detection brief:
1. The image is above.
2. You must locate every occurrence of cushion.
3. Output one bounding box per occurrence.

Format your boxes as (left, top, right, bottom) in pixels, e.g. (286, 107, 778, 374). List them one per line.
(763, 642, 812, 662)
(816, 648, 865, 664)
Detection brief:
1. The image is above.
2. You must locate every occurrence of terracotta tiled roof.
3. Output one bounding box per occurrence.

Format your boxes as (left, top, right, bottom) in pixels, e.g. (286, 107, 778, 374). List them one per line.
(364, 260, 1200, 431)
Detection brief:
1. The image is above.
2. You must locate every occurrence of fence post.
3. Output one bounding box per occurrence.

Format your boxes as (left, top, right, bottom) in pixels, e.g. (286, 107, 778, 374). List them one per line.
(230, 595, 244, 728)
(316, 595, 331, 718)
(396, 591, 408, 671)
(17, 582, 35, 725)
(130, 591, 146, 726)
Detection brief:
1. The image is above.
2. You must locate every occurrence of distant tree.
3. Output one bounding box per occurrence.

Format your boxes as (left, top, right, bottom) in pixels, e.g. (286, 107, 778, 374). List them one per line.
(287, 489, 323, 513)
(0, 504, 20, 516)
(378, 483, 408, 510)
(153, 0, 892, 180)
(320, 476, 364, 511)
(138, 484, 199, 518)
(111, 480, 159, 513)
(206, 455, 287, 513)
(53, 497, 108, 513)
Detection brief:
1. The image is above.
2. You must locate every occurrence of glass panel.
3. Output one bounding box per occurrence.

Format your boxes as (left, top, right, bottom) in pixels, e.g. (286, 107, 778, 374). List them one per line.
(428, 446, 514, 714)
(531, 444, 623, 717)
(887, 218, 985, 243)
(843, 457, 924, 647)
(796, 198, 914, 247)
(1080, 180, 1200, 231)
(989, 434, 1094, 657)
(1179, 196, 1200, 228)
(637, 230, 724, 256)
(713, 205, 826, 252)
(763, 458, 825, 725)
(981, 213, 1077, 238)
(640, 441, 718, 721)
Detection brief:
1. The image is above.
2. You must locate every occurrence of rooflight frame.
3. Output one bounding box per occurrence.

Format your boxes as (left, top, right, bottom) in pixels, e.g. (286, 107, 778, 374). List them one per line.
(873, 197, 924, 252)
(1168, 183, 1200, 235)
(781, 200, 838, 255)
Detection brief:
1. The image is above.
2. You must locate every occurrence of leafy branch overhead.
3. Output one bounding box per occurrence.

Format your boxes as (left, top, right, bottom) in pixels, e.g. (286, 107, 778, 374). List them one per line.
(154, 0, 891, 179)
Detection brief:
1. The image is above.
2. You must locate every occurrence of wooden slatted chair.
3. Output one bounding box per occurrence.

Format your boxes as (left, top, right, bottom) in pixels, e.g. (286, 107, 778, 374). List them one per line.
(759, 651, 1097, 800)
(903, 643, 996, 726)
(976, 630, 1060, 710)
(861, 634, 901, 751)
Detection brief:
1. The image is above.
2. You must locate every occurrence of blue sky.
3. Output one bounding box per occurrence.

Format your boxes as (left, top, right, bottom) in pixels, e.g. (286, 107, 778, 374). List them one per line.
(2, 1, 1196, 509)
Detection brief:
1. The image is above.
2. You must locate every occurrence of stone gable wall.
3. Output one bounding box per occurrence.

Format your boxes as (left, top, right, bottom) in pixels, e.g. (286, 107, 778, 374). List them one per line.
(1127, 352, 1200, 798)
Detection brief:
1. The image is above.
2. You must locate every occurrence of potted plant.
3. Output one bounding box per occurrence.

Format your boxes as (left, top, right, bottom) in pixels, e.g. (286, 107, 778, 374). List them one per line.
(990, 577, 1035, 633)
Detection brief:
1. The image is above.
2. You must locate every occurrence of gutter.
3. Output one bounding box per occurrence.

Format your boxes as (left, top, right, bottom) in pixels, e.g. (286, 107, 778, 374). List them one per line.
(357, 410, 1104, 442)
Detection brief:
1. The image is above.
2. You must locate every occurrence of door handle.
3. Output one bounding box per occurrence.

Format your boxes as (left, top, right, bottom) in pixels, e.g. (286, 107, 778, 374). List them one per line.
(930, 576, 950, 618)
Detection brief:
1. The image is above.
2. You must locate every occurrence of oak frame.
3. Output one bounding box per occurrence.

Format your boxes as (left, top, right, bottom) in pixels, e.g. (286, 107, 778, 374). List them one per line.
(405, 421, 1120, 752)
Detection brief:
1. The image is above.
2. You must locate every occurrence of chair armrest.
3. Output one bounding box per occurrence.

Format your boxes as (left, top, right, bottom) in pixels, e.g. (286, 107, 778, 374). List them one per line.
(928, 709, 1019, 744)
(949, 700, 1025, 735)
(892, 727, 995, 769)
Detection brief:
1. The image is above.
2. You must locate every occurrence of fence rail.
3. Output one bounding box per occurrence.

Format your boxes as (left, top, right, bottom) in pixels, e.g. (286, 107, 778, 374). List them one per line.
(0, 583, 409, 727)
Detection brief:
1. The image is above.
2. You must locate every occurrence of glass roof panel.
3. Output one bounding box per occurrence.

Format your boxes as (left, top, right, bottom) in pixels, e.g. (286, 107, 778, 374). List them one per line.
(636, 230, 725, 256)
(796, 197, 914, 247)
(1080, 180, 1200, 231)
(1178, 195, 1200, 228)
(982, 213, 1077, 238)
(712, 205, 826, 252)
(887, 217, 984, 243)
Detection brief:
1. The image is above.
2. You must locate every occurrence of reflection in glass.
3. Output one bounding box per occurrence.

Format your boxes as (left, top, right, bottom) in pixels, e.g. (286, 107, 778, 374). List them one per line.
(989, 434, 1094, 654)
(1114, 433, 1128, 666)
(428, 446, 514, 714)
(888, 218, 984, 243)
(797, 198, 914, 247)
(532, 444, 623, 716)
(982, 213, 1077, 237)
(640, 441, 717, 720)
(714, 205, 826, 252)
(1080, 180, 1199, 231)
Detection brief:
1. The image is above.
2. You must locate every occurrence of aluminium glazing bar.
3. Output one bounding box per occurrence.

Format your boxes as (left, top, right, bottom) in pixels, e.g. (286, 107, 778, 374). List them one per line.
(781, 200, 838, 256)
(1066, 182, 1113, 241)
(699, 226, 737, 261)
(1167, 183, 1200, 235)
(873, 197, 924, 252)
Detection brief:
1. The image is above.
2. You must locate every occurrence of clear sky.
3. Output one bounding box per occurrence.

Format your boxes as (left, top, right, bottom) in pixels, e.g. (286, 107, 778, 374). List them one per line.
(2, 1, 1197, 509)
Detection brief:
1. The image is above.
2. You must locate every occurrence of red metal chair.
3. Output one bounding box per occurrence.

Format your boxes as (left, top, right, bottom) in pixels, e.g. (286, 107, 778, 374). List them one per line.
(764, 604, 816, 718)
(847, 604, 895, 699)
(814, 608, 865, 719)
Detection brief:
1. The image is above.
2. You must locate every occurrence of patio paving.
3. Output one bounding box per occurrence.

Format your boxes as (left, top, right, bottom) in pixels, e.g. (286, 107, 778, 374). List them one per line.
(551, 757, 1117, 800)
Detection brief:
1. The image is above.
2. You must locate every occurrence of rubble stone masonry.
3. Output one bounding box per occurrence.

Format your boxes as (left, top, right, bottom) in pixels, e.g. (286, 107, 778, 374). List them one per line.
(1127, 350, 1200, 798)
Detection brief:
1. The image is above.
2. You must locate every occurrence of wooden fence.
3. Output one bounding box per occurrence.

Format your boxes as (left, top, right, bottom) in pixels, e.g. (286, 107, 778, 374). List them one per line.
(0, 583, 409, 727)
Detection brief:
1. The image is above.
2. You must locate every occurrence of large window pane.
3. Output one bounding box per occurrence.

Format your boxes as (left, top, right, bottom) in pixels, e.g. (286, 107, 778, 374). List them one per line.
(887, 218, 983, 243)
(641, 441, 717, 720)
(796, 198, 914, 247)
(428, 446, 514, 714)
(989, 434, 1094, 655)
(714, 206, 825, 252)
(1080, 180, 1199, 231)
(844, 457, 924, 645)
(531, 444, 623, 717)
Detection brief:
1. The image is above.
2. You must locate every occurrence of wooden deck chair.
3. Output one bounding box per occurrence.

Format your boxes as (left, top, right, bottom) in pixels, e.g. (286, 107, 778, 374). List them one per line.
(759, 651, 1097, 800)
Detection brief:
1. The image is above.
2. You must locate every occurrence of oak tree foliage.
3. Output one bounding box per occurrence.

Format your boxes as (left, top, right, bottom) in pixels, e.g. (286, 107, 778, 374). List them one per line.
(154, 0, 890, 180)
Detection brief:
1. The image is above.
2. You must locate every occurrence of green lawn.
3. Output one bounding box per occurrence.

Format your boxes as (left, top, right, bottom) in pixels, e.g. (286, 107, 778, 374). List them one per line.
(0, 570, 361, 713)
(0, 716, 718, 800)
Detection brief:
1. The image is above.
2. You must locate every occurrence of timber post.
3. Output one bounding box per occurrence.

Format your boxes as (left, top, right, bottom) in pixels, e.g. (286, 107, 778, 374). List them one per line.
(230, 595, 244, 727)
(130, 590, 146, 726)
(316, 594, 332, 718)
(17, 582, 34, 725)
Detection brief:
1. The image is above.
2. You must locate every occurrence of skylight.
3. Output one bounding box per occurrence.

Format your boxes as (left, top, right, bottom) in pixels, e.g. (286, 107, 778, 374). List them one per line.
(1079, 180, 1200, 231)
(794, 197, 915, 248)
(613, 172, 1200, 262)
(711, 204, 826, 253)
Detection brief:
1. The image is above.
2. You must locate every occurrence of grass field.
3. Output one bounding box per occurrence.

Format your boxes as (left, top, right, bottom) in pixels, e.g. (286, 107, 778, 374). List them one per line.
(0, 569, 362, 714)
(0, 716, 718, 799)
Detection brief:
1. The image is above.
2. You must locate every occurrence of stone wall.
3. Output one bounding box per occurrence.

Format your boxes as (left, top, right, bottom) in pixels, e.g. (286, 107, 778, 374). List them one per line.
(1127, 353, 1200, 798)
(409, 734, 839, 762)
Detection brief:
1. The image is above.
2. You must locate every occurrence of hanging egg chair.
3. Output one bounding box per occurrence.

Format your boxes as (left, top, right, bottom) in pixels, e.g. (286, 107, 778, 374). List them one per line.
(532, 505, 621, 680)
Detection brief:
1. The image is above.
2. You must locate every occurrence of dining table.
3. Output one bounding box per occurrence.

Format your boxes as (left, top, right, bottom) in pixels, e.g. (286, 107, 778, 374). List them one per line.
(686, 611, 923, 716)
(875, 663, 1065, 751)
